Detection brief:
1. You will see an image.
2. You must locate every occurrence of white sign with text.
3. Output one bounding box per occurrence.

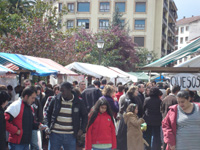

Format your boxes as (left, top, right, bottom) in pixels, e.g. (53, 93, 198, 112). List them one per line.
(170, 73, 200, 90)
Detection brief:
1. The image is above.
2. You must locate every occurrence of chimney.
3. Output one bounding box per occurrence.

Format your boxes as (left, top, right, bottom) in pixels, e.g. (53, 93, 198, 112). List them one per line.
(183, 16, 185, 19)
(192, 15, 194, 17)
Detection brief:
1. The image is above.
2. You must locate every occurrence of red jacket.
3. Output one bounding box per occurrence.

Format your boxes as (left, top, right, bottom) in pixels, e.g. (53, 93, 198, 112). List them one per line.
(5, 98, 39, 144)
(115, 92, 123, 101)
(162, 103, 200, 150)
(85, 112, 116, 150)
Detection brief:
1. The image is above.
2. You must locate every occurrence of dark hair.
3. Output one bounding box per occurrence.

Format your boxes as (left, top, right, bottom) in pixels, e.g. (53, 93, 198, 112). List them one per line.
(46, 84, 53, 89)
(101, 79, 107, 85)
(21, 86, 37, 98)
(149, 87, 163, 97)
(107, 81, 114, 86)
(73, 81, 78, 85)
(172, 85, 180, 94)
(41, 81, 46, 86)
(61, 82, 73, 90)
(35, 85, 42, 91)
(117, 82, 122, 87)
(53, 85, 60, 93)
(118, 85, 124, 92)
(73, 88, 81, 97)
(151, 81, 156, 85)
(189, 90, 194, 98)
(138, 84, 144, 89)
(7, 85, 13, 91)
(177, 90, 189, 100)
(0, 91, 10, 106)
(93, 80, 100, 88)
(126, 103, 137, 113)
(86, 97, 114, 131)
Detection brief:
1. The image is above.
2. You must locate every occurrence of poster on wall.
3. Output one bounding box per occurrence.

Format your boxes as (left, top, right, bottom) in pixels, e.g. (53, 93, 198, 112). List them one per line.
(170, 73, 200, 90)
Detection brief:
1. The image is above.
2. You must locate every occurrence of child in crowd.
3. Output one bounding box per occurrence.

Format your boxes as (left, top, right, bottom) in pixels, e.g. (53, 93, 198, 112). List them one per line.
(85, 97, 116, 150)
(123, 103, 148, 150)
(0, 91, 10, 150)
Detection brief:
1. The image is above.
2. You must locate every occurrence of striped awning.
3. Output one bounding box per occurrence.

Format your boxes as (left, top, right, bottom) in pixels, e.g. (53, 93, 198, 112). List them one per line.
(0, 64, 14, 75)
(144, 37, 200, 67)
(0, 53, 58, 76)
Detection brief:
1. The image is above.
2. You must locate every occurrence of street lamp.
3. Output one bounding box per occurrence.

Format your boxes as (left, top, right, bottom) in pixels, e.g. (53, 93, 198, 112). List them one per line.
(147, 53, 152, 64)
(97, 39, 104, 65)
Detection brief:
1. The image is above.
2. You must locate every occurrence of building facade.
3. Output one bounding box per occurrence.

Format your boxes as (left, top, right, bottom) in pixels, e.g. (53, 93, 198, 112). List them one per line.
(50, 0, 177, 58)
(175, 15, 200, 64)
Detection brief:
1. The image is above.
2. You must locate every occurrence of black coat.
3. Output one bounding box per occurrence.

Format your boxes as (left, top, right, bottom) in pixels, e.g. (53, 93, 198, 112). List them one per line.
(81, 87, 102, 113)
(143, 96, 162, 126)
(44, 91, 88, 137)
(0, 106, 6, 150)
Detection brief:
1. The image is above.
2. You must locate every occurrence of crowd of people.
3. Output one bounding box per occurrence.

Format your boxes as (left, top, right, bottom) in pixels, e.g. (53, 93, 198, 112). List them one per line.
(0, 78, 200, 150)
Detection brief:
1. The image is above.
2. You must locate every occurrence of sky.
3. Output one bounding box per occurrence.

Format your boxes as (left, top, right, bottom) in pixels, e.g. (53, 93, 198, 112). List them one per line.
(174, 0, 200, 20)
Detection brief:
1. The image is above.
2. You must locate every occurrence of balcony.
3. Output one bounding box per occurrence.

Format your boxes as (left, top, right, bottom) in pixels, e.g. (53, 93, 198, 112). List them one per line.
(163, 0, 168, 11)
(168, 23, 175, 35)
(168, 37, 175, 48)
(162, 32, 167, 40)
(161, 49, 166, 57)
(169, 9, 176, 22)
(167, 50, 171, 54)
(163, 16, 167, 25)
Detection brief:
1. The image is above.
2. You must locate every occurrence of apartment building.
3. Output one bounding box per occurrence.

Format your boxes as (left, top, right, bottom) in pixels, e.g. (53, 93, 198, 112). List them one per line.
(51, 0, 177, 58)
(175, 15, 200, 64)
(175, 15, 200, 50)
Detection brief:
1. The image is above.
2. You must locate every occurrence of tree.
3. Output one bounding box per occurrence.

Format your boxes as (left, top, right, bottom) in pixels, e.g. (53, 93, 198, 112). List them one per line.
(112, 7, 125, 29)
(135, 47, 158, 67)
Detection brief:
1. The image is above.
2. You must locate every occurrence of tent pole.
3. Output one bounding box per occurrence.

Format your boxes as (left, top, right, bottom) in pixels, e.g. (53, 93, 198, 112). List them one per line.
(148, 71, 151, 82)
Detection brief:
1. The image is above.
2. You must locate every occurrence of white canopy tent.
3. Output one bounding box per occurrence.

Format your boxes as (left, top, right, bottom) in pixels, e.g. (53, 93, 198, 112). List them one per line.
(108, 67, 138, 82)
(65, 62, 132, 85)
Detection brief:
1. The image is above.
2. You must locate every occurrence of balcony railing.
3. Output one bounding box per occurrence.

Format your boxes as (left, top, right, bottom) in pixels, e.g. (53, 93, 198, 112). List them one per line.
(164, 0, 168, 10)
(162, 33, 167, 39)
(168, 24, 175, 34)
(162, 49, 166, 57)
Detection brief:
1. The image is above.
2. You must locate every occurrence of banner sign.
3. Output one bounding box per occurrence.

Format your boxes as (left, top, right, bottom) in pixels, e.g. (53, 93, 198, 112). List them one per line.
(170, 73, 200, 90)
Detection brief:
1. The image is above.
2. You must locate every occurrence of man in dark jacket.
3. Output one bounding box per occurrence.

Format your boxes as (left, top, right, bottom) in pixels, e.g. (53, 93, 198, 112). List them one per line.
(44, 82, 88, 150)
(81, 81, 102, 113)
(137, 84, 145, 105)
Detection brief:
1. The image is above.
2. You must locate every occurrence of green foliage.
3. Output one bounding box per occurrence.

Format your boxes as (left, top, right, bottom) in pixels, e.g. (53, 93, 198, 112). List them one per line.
(111, 7, 125, 29)
(135, 47, 158, 67)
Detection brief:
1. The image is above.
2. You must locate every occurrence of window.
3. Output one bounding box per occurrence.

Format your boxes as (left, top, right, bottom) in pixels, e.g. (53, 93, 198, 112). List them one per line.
(185, 37, 188, 42)
(100, 2, 110, 12)
(67, 20, 74, 29)
(67, 3, 74, 13)
(180, 27, 184, 33)
(135, 20, 145, 30)
(99, 19, 109, 29)
(77, 19, 89, 29)
(186, 26, 189, 31)
(115, 2, 125, 12)
(58, 3, 62, 12)
(180, 37, 183, 44)
(134, 37, 144, 47)
(135, 2, 146, 12)
(77, 2, 90, 12)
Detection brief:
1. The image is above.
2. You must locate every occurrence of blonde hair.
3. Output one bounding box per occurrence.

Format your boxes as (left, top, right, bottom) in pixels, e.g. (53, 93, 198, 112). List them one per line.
(102, 85, 115, 97)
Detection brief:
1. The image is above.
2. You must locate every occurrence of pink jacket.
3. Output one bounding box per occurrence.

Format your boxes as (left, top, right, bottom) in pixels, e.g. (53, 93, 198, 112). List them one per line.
(162, 103, 200, 150)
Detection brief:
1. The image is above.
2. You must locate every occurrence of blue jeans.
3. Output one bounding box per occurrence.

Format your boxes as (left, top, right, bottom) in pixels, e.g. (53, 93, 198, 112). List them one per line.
(31, 130, 39, 150)
(49, 132, 76, 150)
(8, 143, 29, 150)
(92, 148, 111, 150)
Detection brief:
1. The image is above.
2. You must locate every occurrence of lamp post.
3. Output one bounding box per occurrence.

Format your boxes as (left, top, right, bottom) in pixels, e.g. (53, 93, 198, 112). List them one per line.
(147, 53, 152, 82)
(97, 39, 104, 65)
(147, 53, 152, 64)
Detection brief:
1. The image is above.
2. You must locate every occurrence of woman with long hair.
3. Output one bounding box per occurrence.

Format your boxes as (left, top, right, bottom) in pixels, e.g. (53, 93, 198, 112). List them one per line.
(85, 97, 116, 150)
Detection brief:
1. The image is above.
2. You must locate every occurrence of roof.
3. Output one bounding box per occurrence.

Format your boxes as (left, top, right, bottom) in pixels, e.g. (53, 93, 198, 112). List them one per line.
(0, 64, 14, 75)
(176, 16, 200, 26)
(26, 56, 78, 76)
(66, 62, 127, 79)
(128, 72, 149, 81)
(144, 37, 200, 67)
(0, 53, 57, 76)
(108, 67, 138, 82)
